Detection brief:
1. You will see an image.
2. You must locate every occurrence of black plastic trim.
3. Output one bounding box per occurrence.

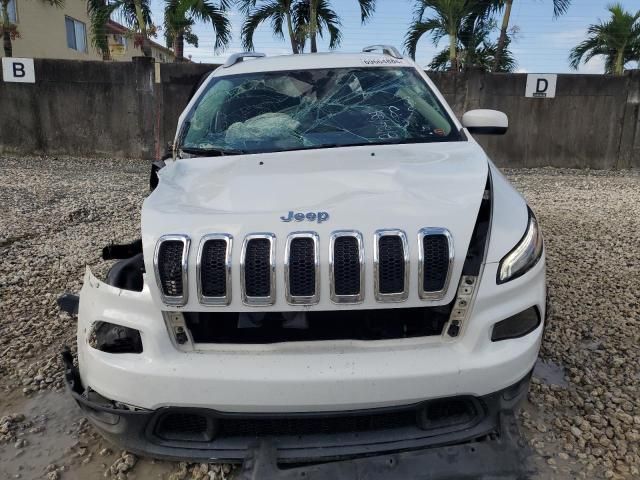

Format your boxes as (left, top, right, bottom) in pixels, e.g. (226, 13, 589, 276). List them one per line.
(491, 307, 542, 342)
(61, 349, 533, 465)
(467, 126, 508, 135)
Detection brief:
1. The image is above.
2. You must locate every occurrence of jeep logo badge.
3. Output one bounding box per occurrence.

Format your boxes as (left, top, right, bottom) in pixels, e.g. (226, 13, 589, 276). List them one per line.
(280, 211, 329, 223)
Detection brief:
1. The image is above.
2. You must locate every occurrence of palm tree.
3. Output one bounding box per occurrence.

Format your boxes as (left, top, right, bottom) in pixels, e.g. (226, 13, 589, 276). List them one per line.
(239, 0, 300, 53)
(493, 0, 571, 72)
(2, 0, 65, 57)
(429, 18, 516, 72)
(88, 0, 154, 58)
(239, 0, 342, 54)
(165, 0, 231, 61)
(293, 0, 341, 52)
(306, 0, 375, 53)
(569, 4, 640, 75)
(404, 0, 481, 71)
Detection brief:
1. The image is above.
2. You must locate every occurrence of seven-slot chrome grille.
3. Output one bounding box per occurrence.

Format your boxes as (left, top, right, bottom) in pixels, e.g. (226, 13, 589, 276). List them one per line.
(154, 229, 453, 307)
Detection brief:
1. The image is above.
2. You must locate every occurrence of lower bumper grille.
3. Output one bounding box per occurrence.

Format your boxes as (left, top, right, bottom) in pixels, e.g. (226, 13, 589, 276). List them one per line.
(220, 410, 417, 437)
(151, 397, 482, 444)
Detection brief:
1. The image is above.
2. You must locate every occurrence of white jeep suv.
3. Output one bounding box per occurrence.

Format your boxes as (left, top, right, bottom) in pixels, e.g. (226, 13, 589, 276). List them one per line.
(62, 46, 545, 465)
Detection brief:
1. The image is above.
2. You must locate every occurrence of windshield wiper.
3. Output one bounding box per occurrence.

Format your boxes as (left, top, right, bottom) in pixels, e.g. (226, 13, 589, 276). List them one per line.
(179, 146, 247, 157)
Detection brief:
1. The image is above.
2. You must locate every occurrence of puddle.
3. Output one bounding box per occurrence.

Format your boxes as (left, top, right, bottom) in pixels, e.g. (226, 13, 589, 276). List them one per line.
(533, 359, 568, 387)
(0, 391, 83, 480)
(0, 391, 189, 480)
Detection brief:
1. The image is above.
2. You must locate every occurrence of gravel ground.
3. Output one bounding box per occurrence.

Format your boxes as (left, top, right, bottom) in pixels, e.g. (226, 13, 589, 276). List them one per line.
(0, 155, 638, 479)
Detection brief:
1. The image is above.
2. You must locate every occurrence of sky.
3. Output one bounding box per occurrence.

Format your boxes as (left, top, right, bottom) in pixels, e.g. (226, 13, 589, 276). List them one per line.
(147, 0, 639, 74)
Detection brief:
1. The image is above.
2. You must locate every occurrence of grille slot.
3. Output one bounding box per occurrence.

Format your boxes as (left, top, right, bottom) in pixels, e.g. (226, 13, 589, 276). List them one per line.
(374, 230, 409, 302)
(285, 233, 319, 304)
(154, 236, 189, 305)
(241, 234, 275, 305)
(419, 228, 453, 299)
(155, 412, 216, 442)
(330, 232, 364, 303)
(197, 235, 232, 305)
(219, 410, 417, 437)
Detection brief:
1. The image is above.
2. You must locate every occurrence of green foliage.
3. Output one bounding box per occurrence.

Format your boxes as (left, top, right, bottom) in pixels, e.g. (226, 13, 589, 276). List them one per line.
(164, 0, 231, 56)
(569, 3, 640, 75)
(404, 0, 486, 69)
(429, 19, 516, 72)
(87, 0, 153, 57)
(239, 0, 375, 54)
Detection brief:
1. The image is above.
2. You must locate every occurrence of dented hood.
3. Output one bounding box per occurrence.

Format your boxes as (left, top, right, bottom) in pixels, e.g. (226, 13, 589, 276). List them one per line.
(142, 141, 489, 311)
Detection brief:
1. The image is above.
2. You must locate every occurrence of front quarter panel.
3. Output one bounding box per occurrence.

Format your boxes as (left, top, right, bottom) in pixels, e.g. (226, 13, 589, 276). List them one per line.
(486, 162, 529, 264)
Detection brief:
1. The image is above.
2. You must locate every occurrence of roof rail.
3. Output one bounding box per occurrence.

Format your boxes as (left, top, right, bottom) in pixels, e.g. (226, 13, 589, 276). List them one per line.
(362, 45, 403, 59)
(223, 52, 266, 68)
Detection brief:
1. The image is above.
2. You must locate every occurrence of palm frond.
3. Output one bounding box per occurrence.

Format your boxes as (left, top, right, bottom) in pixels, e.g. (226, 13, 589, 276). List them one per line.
(356, 0, 375, 23)
(404, 18, 444, 59)
(241, 1, 282, 50)
(552, 0, 571, 18)
(428, 48, 451, 71)
(315, 0, 342, 49)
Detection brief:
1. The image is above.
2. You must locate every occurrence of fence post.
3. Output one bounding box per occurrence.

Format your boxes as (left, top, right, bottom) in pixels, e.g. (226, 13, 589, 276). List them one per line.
(132, 56, 157, 160)
(617, 71, 640, 170)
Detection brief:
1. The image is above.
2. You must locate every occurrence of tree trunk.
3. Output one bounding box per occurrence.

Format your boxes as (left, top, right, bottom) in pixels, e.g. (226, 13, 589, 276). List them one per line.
(99, 0, 110, 60)
(286, 12, 298, 54)
(449, 31, 457, 72)
(493, 0, 513, 73)
(309, 0, 317, 53)
(2, 1, 12, 57)
(133, 0, 151, 57)
(173, 32, 184, 61)
(614, 49, 624, 75)
(2, 29, 11, 57)
(101, 37, 111, 60)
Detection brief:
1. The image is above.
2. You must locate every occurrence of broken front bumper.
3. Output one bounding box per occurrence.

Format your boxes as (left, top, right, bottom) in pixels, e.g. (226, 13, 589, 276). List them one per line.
(63, 348, 532, 465)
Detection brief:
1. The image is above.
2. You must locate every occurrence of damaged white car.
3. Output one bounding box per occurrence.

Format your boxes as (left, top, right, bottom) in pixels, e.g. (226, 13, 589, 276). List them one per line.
(61, 46, 545, 471)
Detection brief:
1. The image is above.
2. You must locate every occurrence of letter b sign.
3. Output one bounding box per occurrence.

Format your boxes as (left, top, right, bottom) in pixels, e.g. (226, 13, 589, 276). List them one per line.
(2, 58, 36, 83)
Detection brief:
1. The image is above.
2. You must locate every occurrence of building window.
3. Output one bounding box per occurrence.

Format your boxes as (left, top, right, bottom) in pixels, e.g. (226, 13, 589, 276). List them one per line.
(111, 34, 127, 48)
(7, 0, 17, 23)
(65, 16, 87, 52)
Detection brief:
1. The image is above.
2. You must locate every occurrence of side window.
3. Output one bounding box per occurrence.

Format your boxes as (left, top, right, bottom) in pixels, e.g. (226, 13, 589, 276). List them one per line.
(112, 34, 126, 48)
(65, 16, 87, 53)
(8, 0, 17, 22)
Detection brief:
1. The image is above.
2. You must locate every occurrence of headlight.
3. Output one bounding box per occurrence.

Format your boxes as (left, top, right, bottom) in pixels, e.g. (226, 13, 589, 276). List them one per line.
(497, 208, 543, 284)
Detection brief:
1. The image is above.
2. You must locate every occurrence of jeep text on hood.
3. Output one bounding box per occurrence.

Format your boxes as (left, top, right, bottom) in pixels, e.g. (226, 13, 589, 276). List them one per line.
(62, 48, 546, 467)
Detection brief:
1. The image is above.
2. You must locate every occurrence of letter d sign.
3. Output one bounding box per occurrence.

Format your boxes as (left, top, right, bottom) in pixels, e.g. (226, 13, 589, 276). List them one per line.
(525, 74, 557, 99)
(2, 58, 36, 83)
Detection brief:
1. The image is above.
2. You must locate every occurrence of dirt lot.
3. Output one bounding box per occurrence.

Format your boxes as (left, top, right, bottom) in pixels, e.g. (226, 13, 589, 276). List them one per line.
(0, 155, 638, 480)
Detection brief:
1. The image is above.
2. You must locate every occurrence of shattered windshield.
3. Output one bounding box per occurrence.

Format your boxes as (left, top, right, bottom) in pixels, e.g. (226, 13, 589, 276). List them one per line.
(180, 67, 461, 155)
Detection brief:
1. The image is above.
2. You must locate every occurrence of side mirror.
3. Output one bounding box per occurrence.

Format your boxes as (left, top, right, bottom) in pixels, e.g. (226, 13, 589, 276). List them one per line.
(462, 109, 508, 135)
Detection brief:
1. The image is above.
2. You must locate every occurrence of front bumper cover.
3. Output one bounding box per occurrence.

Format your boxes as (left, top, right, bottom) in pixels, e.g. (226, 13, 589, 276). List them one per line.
(63, 348, 533, 473)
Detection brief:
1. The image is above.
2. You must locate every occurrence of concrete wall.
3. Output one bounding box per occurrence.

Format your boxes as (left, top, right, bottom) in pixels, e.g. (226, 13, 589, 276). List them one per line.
(0, 58, 638, 169)
(0, 58, 157, 158)
(430, 71, 638, 169)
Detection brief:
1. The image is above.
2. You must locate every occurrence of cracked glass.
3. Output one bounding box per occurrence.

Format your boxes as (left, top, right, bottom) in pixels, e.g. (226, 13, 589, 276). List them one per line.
(180, 67, 461, 155)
